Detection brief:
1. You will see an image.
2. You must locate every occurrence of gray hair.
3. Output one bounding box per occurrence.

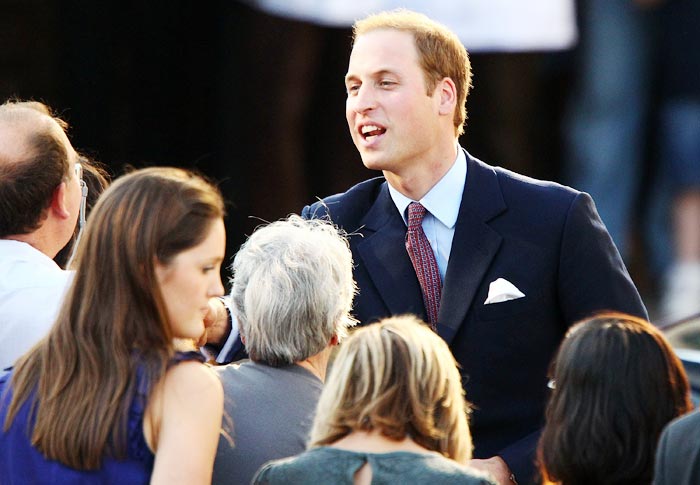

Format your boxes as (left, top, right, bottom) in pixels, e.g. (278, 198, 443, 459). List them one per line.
(230, 215, 357, 366)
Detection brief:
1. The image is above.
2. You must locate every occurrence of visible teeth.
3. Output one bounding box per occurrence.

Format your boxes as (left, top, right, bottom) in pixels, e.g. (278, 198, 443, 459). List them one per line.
(361, 125, 386, 138)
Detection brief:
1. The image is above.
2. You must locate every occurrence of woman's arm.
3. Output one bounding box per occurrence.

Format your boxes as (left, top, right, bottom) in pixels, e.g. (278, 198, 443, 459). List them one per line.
(145, 361, 224, 484)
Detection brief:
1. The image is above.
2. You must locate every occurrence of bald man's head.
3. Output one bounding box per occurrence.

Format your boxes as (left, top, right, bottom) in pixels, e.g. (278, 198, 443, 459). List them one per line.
(0, 101, 77, 238)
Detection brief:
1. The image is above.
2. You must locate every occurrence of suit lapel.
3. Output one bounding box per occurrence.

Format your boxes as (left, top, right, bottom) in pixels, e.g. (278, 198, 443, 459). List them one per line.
(356, 183, 425, 318)
(438, 153, 506, 345)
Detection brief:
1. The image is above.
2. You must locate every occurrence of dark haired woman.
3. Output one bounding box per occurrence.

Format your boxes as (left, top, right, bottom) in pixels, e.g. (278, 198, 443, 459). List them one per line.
(538, 312, 693, 485)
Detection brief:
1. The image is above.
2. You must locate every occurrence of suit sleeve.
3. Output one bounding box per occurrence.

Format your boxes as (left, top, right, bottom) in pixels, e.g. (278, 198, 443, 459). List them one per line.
(301, 202, 331, 221)
(499, 192, 647, 485)
(558, 192, 647, 323)
(301, 204, 312, 219)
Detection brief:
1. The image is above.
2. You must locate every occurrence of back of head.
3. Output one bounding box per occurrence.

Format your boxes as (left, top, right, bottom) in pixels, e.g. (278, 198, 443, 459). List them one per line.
(7, 166, 225, 470)
(538, 312, 692, 485)
(310, 315, 472, 463)
(0, 100, 72, 237)
(231, 215, 356, 366)
(353, 9, 472, 135)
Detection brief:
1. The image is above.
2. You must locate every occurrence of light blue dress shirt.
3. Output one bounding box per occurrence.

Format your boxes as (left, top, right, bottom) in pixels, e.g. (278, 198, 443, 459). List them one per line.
(388, 147, 467, 280)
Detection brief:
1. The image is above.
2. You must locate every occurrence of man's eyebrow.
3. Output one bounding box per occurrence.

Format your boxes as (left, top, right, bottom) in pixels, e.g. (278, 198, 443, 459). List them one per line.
(345, 69, 398, 83)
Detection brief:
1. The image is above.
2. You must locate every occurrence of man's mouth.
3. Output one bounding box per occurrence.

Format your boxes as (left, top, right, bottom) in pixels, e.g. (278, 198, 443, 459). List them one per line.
(360, 124, 386, 140)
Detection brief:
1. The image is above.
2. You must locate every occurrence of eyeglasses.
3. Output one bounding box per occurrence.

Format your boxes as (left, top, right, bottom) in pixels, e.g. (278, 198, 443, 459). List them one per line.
(75, 161, 88, 230)
(67, 159, 90, 266)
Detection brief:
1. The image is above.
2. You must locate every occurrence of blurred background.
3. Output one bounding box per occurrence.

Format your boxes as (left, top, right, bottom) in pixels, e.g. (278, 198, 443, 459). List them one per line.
(2, 0, 698, 323)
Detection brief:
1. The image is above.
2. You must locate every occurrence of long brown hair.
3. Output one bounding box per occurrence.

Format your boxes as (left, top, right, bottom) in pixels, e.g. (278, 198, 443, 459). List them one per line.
(3, 167, 224, 469)
(538, 312, 692, 485)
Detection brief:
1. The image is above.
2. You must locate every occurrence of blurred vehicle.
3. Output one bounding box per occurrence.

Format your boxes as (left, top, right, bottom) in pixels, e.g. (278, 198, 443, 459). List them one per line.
(659, 312, 700, 405)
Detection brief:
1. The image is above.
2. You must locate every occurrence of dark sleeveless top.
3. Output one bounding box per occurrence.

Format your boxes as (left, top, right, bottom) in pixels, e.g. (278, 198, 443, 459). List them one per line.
(0, 351, 205, 484)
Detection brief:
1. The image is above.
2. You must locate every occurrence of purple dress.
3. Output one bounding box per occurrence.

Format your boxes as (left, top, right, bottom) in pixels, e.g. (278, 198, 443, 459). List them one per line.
(0, 351, 204, 484)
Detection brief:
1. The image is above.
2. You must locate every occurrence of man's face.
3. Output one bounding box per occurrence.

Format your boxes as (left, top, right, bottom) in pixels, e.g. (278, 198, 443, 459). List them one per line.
(345, 29, 443, 176)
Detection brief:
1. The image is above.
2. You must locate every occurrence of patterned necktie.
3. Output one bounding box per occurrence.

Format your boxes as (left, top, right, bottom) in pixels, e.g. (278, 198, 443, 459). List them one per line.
(405, 202, 442, 328)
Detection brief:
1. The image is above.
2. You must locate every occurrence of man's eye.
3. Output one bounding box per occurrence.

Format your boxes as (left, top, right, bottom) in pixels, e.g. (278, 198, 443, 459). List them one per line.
(347, 84, 360, 94)
(379, 80, 395, 87)
(202, 266, 215, 273)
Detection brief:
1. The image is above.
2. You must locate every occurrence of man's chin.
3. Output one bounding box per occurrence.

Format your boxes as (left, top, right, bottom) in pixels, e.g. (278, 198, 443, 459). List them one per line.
(360, 154, 388, 172)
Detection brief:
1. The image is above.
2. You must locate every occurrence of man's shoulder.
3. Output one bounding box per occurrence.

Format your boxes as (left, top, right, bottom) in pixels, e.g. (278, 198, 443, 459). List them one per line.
(0, 239, 71, 288)
(462, 154, 584, 224)
(666, 409, 700, 439)
(486, 160, 580, 202)
(301, 177, 386, 225)
(0, 258, 72, 292)
(216, 361, 322, 393)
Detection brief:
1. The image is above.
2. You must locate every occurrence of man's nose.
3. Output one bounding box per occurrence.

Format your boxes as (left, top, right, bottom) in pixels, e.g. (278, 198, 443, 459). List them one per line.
(351, 85, 377, 113)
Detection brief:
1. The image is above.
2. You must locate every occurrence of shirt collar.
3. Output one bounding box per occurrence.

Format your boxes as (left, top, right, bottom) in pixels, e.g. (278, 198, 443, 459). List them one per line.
(0, 239, 62, 269)
(388, 146, 467, 228)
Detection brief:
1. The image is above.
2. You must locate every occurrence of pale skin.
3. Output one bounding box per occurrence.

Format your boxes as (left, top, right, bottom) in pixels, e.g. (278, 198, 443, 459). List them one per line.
(346, 29, 513, 485)
(145, 218, 226, 484)
(144, 361, 223, 485)
(344, 29, 458, 201)
(201, 297, 231, 347)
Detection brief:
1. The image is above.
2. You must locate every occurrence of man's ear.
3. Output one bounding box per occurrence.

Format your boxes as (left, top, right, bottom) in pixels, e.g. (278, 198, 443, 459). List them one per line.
(50, 181, 71, 219)
(330, 334, 339, 346)
(437, 77, 457, 116)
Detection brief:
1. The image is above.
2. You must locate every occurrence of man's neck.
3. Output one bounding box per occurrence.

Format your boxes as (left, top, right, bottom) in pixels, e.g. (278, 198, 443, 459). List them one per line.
(383, 141, 458, 200)
(296, 346, 332, 382)
(5, 231, 55, 259)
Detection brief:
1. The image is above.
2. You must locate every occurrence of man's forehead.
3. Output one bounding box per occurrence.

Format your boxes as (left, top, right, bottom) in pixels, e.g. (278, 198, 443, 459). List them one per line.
(348, 29, 418, 73)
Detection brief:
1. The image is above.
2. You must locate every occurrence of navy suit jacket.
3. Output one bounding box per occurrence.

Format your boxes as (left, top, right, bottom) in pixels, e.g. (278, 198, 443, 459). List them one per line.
(301, 152, 647, 484)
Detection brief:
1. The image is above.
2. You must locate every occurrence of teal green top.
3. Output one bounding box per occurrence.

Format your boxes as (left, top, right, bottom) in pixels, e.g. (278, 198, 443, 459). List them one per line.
(253, 446, 497, 485)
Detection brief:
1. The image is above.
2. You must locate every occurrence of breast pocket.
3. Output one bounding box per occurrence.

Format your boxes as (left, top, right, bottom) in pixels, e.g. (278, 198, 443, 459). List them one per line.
(477, 292, 543, 321)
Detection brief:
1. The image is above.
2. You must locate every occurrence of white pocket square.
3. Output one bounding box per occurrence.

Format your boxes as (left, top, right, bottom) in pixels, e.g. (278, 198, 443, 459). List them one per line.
(484, 278, 525, 304)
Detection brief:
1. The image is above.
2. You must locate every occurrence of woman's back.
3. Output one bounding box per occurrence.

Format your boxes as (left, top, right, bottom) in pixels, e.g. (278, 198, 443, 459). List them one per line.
(254, 447, 494, 485)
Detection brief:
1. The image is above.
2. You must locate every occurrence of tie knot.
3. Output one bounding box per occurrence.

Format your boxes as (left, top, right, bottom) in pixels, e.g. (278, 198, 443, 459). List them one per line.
(407, 202, 427, 229)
